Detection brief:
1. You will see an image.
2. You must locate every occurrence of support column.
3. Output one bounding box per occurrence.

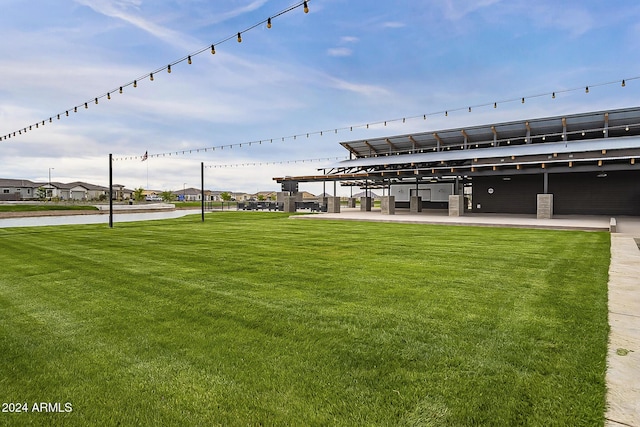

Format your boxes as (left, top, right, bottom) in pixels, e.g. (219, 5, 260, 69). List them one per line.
(410, 196, 422, 213)
(284, 196, 297, 213)
(360, 197, 372, 212)
(381, 196, 395, 215)
(347, 198, 356, 208)
(449, 194, 464, 217)
(537, 194, 554, 219)
(327, 197, 341, 213)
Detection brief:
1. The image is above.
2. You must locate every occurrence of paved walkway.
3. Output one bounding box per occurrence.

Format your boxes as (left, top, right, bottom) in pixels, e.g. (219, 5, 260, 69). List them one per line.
(295, 208, 640, 425)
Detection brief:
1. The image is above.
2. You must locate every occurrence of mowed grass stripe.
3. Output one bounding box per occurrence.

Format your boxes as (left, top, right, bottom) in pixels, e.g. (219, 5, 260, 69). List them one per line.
(0, 212, 609, 425)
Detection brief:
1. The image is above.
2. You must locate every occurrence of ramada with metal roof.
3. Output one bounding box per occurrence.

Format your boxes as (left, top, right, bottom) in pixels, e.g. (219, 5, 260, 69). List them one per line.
(275, 106, 640, 216)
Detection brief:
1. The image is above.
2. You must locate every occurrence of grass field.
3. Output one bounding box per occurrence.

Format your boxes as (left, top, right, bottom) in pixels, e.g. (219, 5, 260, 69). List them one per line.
(0, 212, 610, 425)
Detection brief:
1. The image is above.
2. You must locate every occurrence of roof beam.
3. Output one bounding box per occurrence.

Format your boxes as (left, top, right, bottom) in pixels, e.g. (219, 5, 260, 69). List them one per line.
(461, 129, 470, 149)
(409, 135, 421, 152)
(385, 138, 398, 152)
(433, 132, 443, 151)
(364, 141, 379, 155)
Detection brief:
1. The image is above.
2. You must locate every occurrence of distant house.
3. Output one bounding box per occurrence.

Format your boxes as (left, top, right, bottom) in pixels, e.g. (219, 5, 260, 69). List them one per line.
(172, 187, 213, 202)
(112, 184, 134, 200)
(0, 178, 39, 201)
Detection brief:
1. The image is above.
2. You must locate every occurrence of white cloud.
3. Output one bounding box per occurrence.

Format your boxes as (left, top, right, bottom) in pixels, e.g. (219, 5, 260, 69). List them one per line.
(440, 0, 502, 21)
(382, 21, 405, 29)
(74, 0, 199, 49)
(327, 48, 352, 57)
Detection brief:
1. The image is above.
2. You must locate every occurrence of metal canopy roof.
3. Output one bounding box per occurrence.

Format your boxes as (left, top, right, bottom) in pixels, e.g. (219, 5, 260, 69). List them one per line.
(338, 106, 640, 160)
(274, 106, 640, 185)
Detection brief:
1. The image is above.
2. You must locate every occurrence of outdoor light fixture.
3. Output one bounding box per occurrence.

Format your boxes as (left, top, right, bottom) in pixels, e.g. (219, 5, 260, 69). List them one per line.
(150, 73, 154, 81)
(267, 17, 272, 28)
(188, 55, 192, 65)
(622, 80, 626, 87)
(119, 87, 123, 94)
(304, 1, 309, 13)
(585, 86, 589, 93)
(134, 80, 137, 88)
(167, 64, 172, 73)
(211, 44, 216, 54)
(237, 32, 242, 42)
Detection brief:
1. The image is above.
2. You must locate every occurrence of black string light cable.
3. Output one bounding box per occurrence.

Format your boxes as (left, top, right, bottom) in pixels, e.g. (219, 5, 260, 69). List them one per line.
(203, 155, 348, 169)
(0, 0, 311, 141)
(113, 75, 639, 161)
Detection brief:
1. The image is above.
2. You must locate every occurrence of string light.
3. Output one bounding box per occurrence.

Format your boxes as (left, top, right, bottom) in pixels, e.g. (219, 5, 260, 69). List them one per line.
(585, 86, 589, 93)
(188, 55, 192, 65)
(95, 98, 98, 104)
(167, 64, 172, 73)
(237, 32, 242, 43)
(267, 18, 272, 28)
(304, 1, 309, 13)
(211, 44, 216, 54)
(622, 80, 626, 87)
(107, 93, 111, 100)
(150, 73, 154, 81)
(134, 80, 137, 88)
(119, 87, 123, 94)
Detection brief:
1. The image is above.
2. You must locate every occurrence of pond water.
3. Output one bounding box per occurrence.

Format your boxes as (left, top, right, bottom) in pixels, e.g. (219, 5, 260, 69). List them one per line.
(0, 209, 204, 228)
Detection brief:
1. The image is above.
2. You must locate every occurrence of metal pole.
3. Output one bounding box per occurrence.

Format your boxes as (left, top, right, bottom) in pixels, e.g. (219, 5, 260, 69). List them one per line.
(201, 162, 205, 222)
(109, 154, 113, 228)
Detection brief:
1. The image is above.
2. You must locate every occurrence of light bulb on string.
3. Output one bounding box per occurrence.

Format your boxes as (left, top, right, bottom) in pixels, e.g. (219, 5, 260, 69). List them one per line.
(150, 73, 154, 81)
(66, 111, 69, 116)
(237, 32, 242, 43)
(552, 92, 555, 99)
(84, 103, 88, 109)
(119, 87, 123, 94)
(167, 64, 172, 73)
(494, 102, 497, 108)
(211, 45, 216, 54)
(521, 97, 525, 104)
(304, 1, 309, 13)
(134, 80, 137, 88)
(622, 80, 626, 87)
(585, 86, 589, 93)
(188, 56, 192, 65)
(74, 107, 77, 113)
(95, 98, 98, 104)
(267, 17, 272, 28)
(107, 93, 111, 100)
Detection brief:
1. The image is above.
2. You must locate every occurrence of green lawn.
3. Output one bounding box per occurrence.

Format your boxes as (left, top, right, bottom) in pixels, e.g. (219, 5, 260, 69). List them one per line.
(0, 212, 610, 425)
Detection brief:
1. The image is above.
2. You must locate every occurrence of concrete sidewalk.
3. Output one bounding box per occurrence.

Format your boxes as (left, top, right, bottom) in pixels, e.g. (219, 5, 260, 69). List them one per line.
(606, 232, 640, 427)
(295, 208, 640, 425)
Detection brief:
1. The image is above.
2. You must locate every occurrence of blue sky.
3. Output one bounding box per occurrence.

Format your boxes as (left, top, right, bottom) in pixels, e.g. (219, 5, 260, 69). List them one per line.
(1, 0, 639, 195)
